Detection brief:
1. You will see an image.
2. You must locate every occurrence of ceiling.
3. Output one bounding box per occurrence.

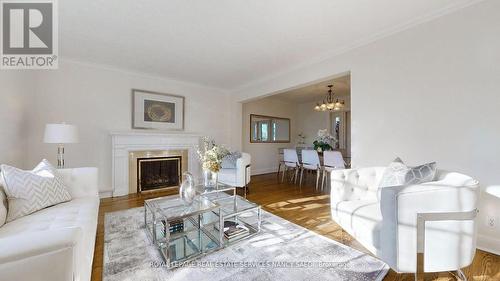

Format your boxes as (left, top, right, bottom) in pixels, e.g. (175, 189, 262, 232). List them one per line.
(271, 75, 350, 103)
(59, 0, 481, 90)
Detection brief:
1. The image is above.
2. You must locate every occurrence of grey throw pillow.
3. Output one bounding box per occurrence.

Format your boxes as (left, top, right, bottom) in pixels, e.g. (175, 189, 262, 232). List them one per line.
(0, 159, 72, 222)
(379, 157, 437, 188)
(221, 152, 242, 169)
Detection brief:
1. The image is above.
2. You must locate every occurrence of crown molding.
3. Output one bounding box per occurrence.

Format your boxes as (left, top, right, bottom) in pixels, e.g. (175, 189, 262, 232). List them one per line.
(233, 0, 486, 95)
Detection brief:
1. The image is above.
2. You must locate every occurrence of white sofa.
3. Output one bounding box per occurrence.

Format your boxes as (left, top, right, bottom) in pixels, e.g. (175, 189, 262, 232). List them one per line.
(0, 167, 99, 281)
(330, 167, 479, 274)
(218, 153, 251, 195)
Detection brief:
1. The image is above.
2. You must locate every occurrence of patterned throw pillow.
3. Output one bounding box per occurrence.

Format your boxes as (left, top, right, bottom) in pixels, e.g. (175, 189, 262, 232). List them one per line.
(379, 157, 437, 188)
(0, 159, 72, 222)
(221, 152, 242, 169)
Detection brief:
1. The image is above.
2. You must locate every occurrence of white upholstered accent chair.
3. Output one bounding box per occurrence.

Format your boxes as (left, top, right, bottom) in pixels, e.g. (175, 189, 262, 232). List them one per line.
(330, 167, 479, 279)
(321, 151, 346, 190)
(300, 149, 322, 189)
(281, 149, 300, 184)
(218, 153, 251, 196)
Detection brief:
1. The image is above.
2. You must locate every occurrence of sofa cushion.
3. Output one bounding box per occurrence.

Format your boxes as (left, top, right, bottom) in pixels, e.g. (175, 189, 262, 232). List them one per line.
(0, 159, 72, 222)
(0, 196, 99, 281)
(218, 168, 238, 186)
(331, 199, 382, 254)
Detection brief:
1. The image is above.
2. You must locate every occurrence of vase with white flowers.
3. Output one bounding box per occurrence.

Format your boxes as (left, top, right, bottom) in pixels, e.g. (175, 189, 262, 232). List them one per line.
(197, 137, 230, 187)
(312, 129, 337, 153)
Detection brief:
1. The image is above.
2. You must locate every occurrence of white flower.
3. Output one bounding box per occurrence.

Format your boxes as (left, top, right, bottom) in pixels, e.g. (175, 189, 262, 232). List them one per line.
(317, 129, 328, 138)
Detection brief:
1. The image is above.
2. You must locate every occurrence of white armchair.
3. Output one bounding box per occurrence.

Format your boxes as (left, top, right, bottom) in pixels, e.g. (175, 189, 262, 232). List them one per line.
(330, 167, 479, 278)
(218, 153, 251, 196)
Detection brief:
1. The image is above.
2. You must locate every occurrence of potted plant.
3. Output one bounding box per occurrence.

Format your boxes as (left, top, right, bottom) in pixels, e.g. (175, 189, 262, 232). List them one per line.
(312, 129, 337, 153)
(197, 137, 229, 187)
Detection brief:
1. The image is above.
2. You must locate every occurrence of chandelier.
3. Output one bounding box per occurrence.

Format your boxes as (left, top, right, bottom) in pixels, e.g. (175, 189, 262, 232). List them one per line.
(314, 84, 345, 111)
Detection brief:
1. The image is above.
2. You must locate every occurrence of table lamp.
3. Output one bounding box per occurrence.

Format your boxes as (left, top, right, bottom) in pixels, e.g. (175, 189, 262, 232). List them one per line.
(43, 123, 79, 168)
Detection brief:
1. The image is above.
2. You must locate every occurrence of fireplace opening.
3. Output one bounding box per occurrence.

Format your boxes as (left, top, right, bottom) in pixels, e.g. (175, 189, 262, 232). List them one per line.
(137, 156, 181, 192)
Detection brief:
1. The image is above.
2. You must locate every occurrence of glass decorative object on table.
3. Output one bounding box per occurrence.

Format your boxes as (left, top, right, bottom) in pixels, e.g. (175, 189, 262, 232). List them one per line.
(179, 172, 196, 205)
(203, 169, 218, 188)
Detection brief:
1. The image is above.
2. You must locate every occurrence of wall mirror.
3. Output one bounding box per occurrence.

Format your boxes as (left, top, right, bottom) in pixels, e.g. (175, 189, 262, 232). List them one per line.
(250, 114, 290, 143)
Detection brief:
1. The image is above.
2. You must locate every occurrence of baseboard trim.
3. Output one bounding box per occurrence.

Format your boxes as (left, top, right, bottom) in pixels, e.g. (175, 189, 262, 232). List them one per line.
(99, 191, 113, 199)
(251, 167, 278, 175)
(477, 234, 500, 256)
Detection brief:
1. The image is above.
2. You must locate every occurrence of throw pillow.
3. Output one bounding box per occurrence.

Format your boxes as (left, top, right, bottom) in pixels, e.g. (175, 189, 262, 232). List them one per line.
(0, 159, 72, 222)
(379, 157, 437, 188)
(221, 152, 242, 169)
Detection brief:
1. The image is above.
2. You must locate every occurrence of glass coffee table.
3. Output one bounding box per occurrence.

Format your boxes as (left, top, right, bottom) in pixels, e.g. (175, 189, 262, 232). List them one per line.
(194, 181, 236, 197)
(207, 192, 261, 245)
(144, 186, 261, 267)
(144, 195, 222, 266)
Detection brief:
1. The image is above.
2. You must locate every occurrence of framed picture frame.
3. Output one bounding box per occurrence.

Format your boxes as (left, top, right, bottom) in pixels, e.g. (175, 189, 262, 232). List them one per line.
(132, 89, 185, 130)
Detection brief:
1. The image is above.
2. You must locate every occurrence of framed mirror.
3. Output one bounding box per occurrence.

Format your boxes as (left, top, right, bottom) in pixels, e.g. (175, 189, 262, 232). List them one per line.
(250, 114, 290, 143)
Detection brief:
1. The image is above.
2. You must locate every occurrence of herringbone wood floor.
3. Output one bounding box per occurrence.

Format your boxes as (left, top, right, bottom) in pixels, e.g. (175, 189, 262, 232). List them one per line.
(91, 173, 500, 281)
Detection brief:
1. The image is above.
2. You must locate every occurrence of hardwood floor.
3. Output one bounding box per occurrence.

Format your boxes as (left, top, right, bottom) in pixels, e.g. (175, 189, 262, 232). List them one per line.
(92, 173, 500, 281)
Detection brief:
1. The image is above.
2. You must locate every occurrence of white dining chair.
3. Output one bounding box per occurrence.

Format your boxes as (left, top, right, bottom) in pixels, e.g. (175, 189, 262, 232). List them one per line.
(277, 148, 285, 181)
(322, 150, 346, 190)
(282, 149, 300, 184)
(300, 149, 322, 189)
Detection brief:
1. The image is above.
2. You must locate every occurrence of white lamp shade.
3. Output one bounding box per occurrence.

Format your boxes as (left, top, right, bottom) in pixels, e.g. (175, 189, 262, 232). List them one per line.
(43, 123, 79, 144)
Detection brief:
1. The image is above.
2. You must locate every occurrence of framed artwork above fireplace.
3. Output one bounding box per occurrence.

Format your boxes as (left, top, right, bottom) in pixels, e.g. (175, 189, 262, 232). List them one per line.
(132, 89, 185, 130)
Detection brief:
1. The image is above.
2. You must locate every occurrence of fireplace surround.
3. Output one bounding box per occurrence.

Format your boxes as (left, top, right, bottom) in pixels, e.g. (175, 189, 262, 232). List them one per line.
(111, 132, 201, 197)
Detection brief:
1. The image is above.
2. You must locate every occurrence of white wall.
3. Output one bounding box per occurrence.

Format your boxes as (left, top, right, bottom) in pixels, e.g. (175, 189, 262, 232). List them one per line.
(235, 1, 500, 254)
(242, 97, 297, 175)
(0, 71, 33, 168)
(24, 60, 232, 195)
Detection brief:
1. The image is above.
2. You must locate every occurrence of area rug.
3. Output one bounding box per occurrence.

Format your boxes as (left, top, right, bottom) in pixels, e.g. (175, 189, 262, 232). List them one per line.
(103, 207, 389, 281)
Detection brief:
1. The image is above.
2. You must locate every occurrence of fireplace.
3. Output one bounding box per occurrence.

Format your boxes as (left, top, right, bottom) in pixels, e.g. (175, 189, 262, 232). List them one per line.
(129, 149, 188, 194)
(137, 156, 181, 192)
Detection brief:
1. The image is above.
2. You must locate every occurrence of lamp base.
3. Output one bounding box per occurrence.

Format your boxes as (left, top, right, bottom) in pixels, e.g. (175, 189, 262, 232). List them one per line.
(57, 145, 65, 169)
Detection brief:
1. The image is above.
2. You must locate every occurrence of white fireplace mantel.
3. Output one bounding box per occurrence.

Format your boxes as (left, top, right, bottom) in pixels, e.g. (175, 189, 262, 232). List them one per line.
(111, 131, 202, 197)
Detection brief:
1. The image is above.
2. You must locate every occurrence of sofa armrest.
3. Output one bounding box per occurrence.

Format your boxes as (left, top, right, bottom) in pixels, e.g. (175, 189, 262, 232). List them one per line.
(58, 167, 99, 198)
(379, 181, 480, 272)
(0, 228, 81, 281)
(236, 153, 251, 186)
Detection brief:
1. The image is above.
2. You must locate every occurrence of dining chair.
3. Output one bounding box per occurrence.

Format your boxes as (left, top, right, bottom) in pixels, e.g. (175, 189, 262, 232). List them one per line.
(322, 150, 346, 190)
(300, 149, 322, 189)
(277, 148, 285, 181)
(282, 149, 300, 184)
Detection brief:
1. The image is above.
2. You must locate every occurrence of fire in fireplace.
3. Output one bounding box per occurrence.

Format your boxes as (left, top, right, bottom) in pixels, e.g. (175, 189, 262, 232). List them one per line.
(137, 156, 181, 192)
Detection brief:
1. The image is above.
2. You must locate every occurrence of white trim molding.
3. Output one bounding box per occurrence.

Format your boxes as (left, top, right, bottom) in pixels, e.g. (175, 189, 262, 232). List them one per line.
(110, 131, 201, 197)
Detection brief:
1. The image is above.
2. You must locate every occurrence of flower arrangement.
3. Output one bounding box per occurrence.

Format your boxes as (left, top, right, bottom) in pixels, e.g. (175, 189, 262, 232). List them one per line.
(312, 129, 337, 152)
(197, 137, 230, 173)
